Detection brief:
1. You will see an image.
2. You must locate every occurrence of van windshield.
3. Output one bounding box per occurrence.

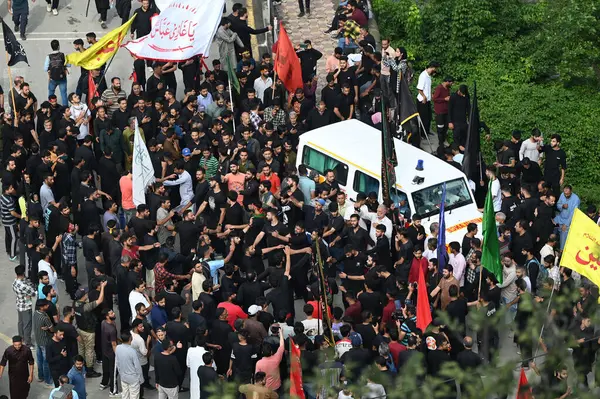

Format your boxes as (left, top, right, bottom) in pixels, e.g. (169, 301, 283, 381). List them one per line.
(411, 178, 473, 218)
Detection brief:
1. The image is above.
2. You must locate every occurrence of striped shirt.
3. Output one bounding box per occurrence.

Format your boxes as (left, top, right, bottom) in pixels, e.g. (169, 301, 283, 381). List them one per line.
(1, 194, 18, 225)
(199, 156, 219, 179)
(33, 310, 54, 347)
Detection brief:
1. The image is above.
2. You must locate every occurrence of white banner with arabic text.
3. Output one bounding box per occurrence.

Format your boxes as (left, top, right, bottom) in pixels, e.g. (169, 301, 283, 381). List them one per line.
(124, 0, 224, 62)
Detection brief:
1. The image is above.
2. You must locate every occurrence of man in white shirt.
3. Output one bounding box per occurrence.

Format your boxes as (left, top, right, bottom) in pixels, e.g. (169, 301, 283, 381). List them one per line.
(448, 242, 466, 287)
(358, 204, 393, 248)
(519, 129, 542, 162)
(158, 160, 194, 212)
(129, 279, 151, 323)
(253, 65, 273, 101)
(416, 61, 440, 146)
(486, 166, 502, 212)
(301, 303, 323, 339)
(38, 249, 57, 289)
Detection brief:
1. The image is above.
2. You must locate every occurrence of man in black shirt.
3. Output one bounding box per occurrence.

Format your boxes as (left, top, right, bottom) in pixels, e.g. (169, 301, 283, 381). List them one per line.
(336, 56, 358, 103)
(154, 339, 182, 396)
(333, 83, 354, 121)
(539, 133, 567, 195)
(46, 328, 70, 386)
(197, 352, 219, 397)
(448, 85, 470, 149)
(165, 307, 190, 391)
(127, 204, 157, 242)
(175, 210, 203, 256)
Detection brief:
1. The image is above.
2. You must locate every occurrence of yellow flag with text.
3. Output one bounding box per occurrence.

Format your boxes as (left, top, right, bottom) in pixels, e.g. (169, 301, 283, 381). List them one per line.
(562, 209, 600, 289)
(65, 15, 136, 70)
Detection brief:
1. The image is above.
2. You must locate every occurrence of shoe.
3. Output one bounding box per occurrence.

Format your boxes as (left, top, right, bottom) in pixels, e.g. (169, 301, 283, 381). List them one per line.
(38, 378, 44, 383)
(46, 4, 52, 12)
(101, 22, 107, 29)
(306, 10, 311, 15)
(87, 371, 102, 378)
(14, 24, 19, 31)
(297, 12, 304, 17)
(52, 8, 58, 15)
(109, 392, 121, 398)
(96, 360, 103, 364)
(45, 383, 55, 388)
(98, 16, 103, 22)
(99, 384, 108, 390)
(9, 255, 18, 261)
(179, 387, 189, 393)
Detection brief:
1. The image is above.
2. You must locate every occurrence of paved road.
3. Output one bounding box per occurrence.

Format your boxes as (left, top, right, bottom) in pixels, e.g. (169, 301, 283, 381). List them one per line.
(0, 0, 234, 108)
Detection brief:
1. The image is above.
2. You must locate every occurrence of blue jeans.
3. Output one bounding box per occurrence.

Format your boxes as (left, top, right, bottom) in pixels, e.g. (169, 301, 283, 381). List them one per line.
(36, 346, 53, 384)
(338, 37, 358, 51)
(48, 78, 68, 106)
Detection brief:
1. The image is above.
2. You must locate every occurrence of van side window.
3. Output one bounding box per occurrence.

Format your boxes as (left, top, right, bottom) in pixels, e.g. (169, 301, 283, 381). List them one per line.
(302, 146, 348, 185)
(353, 171, 379, 195)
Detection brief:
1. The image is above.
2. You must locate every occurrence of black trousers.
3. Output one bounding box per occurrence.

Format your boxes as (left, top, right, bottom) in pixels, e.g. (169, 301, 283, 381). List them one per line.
(298, 0, 310, 13)
(435, 113, 448, 150)
(453, 123, 468, 149)
(12, 10, 28, 34)
(46, 0, 59, 9)
(4, 225, 17, 258)
(417, 100, 431, 134)
(101, 354, 116, 392)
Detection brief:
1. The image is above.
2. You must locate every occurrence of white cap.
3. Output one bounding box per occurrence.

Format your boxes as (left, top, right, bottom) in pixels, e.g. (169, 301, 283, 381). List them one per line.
(248, 304, 261, 316)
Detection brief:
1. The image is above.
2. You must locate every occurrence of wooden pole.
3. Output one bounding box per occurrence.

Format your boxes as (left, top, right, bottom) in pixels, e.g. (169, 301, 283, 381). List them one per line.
(5, 51, 18, 119)
(227, 75, 236, 131)
(315, 237, 336, 347)
(477, 264, 484, 301)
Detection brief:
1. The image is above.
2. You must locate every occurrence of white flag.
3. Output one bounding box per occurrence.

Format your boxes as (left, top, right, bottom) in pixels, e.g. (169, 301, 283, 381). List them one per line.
(123, 0, 224, 62)
(132, 120, 155, 206)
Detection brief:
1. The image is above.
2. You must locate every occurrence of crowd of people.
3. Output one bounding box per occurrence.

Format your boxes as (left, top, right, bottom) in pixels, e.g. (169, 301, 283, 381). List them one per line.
(0, 0, 599, 399)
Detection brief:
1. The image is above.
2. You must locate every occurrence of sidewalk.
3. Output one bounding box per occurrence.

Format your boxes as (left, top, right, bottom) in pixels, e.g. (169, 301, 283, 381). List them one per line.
(272, 0, 338, 88)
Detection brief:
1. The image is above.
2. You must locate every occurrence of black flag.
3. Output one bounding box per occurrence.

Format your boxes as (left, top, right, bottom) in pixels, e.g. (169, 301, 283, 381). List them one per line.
(398, 73, 420, 142)
(462, 81, 482, 182)
(380, 98, 397, 204)
(1, 19, 28, 66)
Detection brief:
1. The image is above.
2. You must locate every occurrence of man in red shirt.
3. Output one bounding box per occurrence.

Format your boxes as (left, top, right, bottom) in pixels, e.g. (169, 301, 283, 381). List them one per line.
(432, 76, 454, 153)
(343, 291, 362, 324)
(348, 0, 367, 27)
(408, 247, 428, 284)
(388, 328, 407, 368)
(258, 164, 281, 195)
(218, 291, 248, 328)
(381, 290, 399, 325)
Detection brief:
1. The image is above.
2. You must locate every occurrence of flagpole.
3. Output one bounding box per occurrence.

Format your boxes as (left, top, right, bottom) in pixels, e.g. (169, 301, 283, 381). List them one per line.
(5, 51, 17, 118)
(315, 237, 336, 346)
(227, 75, 236, 131)
(477, 263, 483, 301)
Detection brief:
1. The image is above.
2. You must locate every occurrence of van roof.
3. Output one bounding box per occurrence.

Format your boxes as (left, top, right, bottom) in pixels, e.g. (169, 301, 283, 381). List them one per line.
(298, 120, 467, 190)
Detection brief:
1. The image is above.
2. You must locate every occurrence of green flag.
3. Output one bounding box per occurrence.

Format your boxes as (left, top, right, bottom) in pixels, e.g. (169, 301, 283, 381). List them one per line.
(481, 180, 503, 284)
(226, 55, 240, 94)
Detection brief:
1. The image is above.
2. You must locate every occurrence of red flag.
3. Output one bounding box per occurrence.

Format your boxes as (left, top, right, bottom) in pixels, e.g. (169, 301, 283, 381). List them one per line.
(87, 73, 98, 107)
(416, 261, 432, 332)
(274, 22, 303, 94)
(290, 338, 305, 399)
(517, 368, 533, 399)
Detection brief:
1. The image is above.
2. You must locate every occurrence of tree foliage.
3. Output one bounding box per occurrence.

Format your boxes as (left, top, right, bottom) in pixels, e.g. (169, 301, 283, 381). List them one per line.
(372, 0, 600, 204)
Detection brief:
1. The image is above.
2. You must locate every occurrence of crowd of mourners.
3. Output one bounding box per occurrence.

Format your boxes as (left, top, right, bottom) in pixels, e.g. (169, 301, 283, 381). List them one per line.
(0, 1, 599, 399)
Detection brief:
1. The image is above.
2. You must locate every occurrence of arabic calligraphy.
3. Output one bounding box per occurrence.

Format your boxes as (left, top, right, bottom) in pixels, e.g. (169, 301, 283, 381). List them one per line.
(575, 246, 600, 271)
(150, 17, 197, 42)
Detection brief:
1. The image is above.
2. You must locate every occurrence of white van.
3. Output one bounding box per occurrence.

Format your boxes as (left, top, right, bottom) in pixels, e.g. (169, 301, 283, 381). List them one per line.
(296, 119, 482, 243)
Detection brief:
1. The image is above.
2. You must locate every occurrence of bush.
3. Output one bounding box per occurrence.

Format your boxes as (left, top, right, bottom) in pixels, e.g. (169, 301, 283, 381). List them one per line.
(372, 0, 600, 204)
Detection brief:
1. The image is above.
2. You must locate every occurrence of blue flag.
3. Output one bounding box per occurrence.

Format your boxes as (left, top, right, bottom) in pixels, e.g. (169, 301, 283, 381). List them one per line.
(437, 183, 447, 273)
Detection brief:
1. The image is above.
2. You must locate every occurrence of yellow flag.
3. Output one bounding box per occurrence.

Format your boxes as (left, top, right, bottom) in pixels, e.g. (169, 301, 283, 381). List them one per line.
(562, 208, 600, 289)
(65, 15, 136, 70)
